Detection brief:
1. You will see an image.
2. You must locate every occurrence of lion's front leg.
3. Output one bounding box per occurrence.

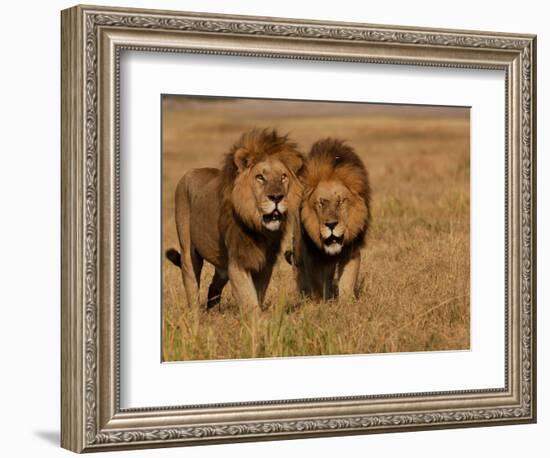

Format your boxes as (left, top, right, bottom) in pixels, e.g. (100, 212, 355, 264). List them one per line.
(337, 250, 361, 300)
(253, 264, 274, 308)
(228, 261, 260, 311)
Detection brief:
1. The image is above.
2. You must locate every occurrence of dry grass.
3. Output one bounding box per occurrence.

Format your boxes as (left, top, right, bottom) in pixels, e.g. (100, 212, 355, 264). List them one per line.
(161, 98, 470, 361)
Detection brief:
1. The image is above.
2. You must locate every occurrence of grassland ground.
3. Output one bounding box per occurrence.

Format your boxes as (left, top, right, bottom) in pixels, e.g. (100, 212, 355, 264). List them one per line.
(161, 98, 470, 361)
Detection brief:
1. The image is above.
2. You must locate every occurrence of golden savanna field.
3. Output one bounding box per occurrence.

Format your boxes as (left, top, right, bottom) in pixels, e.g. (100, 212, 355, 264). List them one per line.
(162, 96, 470, 361)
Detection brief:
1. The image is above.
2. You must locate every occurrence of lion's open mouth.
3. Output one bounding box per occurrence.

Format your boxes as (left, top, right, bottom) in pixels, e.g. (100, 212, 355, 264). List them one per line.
(263, 209, 282, 224)
(323, 234, 343, 247)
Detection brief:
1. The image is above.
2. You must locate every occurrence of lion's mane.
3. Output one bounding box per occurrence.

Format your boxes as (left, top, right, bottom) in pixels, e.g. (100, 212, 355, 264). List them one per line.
(300, 138, 371, 250)
(218, 128, 304, 272)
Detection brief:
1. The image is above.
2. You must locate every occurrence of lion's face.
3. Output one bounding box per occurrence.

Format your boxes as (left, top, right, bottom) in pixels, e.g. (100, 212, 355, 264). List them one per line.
(302, 179, 367, 256)
(232, 157, 293, 232)
(309, 180, 351, 255)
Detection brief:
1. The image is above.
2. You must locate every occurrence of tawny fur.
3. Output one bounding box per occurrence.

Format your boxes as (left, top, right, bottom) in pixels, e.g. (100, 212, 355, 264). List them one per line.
(290, 138, 371, 300)
(167, 128, 304, 310)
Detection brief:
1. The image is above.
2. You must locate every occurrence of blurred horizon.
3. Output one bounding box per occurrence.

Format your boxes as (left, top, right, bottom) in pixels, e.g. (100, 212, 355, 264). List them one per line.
(162, 94, 469, 119)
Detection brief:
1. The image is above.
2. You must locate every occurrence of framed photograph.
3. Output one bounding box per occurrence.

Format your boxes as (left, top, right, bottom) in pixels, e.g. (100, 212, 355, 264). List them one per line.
(61, 4, 537, 453)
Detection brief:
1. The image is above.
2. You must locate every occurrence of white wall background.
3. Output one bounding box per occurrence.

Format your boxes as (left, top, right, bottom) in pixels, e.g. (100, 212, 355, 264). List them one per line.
(0, 0, 546, 457)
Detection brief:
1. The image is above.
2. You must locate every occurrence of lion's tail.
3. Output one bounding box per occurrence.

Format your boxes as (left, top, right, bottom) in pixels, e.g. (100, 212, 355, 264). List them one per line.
(165, 248, 182, 267)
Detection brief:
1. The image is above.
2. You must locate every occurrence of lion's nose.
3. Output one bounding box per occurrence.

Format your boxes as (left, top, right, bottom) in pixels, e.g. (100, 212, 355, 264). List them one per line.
(268, 194, 284, 204)
(325, 221, 338, 230)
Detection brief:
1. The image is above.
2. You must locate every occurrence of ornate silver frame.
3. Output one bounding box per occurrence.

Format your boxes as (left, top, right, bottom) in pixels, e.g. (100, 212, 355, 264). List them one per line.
(61, 4, 537, 453)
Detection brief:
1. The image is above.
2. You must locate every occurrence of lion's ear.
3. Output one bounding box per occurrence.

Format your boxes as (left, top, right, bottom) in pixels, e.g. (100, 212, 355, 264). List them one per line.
(285, 152, 304, 177)
(234, 148, 253, 172)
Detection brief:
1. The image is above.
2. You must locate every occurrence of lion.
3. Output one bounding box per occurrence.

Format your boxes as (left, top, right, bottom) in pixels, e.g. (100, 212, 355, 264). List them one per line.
(166, 128, 304, 311)
(286, 138, 371, 300)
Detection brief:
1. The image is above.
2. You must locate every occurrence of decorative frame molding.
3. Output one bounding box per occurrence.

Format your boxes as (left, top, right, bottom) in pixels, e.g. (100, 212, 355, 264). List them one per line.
(61, 4, 536, 453)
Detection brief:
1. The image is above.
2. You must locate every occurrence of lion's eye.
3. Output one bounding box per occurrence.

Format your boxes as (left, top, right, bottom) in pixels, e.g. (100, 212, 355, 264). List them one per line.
(281, 173, 288, 183)
(256, 174, 265, 183)
(318, 201, 324, 208)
